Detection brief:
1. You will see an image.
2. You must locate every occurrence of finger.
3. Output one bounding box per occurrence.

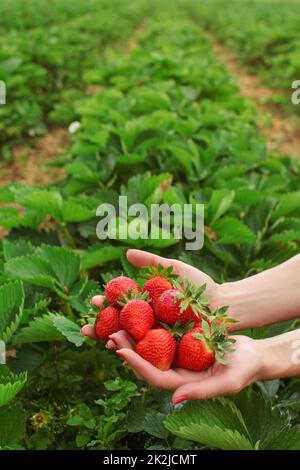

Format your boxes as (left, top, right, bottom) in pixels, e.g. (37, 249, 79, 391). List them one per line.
(126, 249, 180, 273)
(80, 325, 98, 341)
(91, 295, 105, 307)
(116, 348, 184, 390)
(106, 339, 117, 350)
(172, 373, 237, 404)
(109, 330, 136, 350)
(122, 361, 144, 380)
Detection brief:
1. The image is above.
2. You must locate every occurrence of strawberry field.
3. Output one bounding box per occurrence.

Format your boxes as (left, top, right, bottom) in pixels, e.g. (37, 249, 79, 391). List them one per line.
(0, 0, 300, 453)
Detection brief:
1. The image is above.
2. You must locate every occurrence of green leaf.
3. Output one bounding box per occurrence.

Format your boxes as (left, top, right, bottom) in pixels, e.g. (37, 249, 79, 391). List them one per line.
(256, 380, 280, 400)
(126, 398, 146, 433)
(272, 192, 300, 220)
(233, 389, 300, 450)
(36, 245, 80, 290)
(61, 200, 94, 223)
(81, 244, 125, 270)
(5, 245, 80, 294)
(2, 239, 34, 261)
(5, 254, 57, 290)
(0, 281, 24, 342)
(15, 313, 65, 344)
(17, 189, 63, 221)
(0, 367, 27, 408)
(208, 189, 235, 224)
(165, 399, 253, 450)
(0, 405, 26, 447)
(52, 315, 85, 347)
(212, 217, 256, 244)
(143, 412, 169, 439)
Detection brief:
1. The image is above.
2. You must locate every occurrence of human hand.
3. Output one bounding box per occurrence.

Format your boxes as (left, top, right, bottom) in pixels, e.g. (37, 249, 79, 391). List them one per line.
(81, 248, 222, 341)
(102, 331, 265, 405)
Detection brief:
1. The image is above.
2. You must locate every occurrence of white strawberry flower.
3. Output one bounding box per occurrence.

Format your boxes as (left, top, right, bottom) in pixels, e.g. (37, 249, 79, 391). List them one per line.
(68, 121, 81, 134)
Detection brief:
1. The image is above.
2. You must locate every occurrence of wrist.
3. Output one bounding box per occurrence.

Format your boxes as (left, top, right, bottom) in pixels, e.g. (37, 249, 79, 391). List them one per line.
(255, 339, 280, 381)
(256, 331, 300, 381)
(215, 281, 258, 331)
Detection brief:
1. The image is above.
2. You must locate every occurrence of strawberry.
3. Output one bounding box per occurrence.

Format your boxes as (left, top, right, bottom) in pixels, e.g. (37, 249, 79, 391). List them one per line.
(155, 290, 204, 326)
(105, 276, 141, 307)
(135, 328, 176, 370)
(176, 326, 215, 371)
(142, 264, 176, 308)
(176, 319, 235, 371)
(120, 298, 154, 341)
(95, 306, 120, 340)
(144, 276, 173, 308)
(155, 280, 209, 326)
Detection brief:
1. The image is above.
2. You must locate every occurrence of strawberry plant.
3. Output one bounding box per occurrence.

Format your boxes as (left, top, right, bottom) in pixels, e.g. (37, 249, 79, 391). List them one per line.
(189, 0, 300, 116)
(0, 0, 151, 155)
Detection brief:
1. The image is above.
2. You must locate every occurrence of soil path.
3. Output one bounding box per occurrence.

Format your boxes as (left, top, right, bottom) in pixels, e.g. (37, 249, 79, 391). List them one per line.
(0, 22, 146, 190)
(0, 127, 69, 187)
(210, 40, 300, 159)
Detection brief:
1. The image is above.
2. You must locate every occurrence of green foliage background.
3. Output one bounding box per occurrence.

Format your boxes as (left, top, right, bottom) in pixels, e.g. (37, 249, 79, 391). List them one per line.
(0, 0, 299, 450)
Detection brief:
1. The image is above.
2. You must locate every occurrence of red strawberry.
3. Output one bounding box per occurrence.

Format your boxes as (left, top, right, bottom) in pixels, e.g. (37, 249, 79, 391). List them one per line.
(155, 289, 202, 326)
(135, 329, 176, 371)
(144, 276, 173, 308)
(176, 319, 235, 371)
(95, 306, 120, 340)
(141, 264, 176, 309)
(176, 326, 215, 371)
(105, 276, 141, 307)
(120, 299, 154, 341)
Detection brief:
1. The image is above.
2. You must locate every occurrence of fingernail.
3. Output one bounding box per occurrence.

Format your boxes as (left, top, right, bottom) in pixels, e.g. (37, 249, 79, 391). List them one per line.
(174, 400, 188, 410)
(116, 350, 126, 359)
(173, 396, 188, 407)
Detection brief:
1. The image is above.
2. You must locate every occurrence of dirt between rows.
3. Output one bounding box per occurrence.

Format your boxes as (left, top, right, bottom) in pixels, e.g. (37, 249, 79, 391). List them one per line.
(211, 40, 300, 159)
(0, 127, 69, 188)
(1, 29, 299, 194)
(0, 22, 147, 191)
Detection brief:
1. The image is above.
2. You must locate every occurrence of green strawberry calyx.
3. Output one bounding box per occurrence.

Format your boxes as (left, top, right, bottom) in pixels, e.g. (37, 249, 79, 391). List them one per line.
(119, 289, 150, 306)
(159, 320, 196, 342)
(173, 278, 210, 320)
(139, 263, 178, 281)
(192, 318, 236, 365)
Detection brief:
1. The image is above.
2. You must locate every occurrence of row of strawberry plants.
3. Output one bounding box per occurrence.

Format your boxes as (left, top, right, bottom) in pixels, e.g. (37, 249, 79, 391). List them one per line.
(0, 0, 104, 32)
(186, 0, 300, 116)
(0, 0, 151, 157)
(0, 7, 300, 450)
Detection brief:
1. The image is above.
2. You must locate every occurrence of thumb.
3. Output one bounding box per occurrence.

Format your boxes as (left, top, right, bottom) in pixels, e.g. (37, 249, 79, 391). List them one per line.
(172, 374, 234, 404)
(126, 249, 174, 270)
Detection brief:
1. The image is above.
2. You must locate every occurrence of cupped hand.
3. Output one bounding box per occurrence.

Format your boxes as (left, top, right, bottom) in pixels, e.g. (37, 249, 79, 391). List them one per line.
(104, 331, 264, 404)
(81, 249, 261, 403)
(81, 248, 221, 341)
(81, 250, 222, 339)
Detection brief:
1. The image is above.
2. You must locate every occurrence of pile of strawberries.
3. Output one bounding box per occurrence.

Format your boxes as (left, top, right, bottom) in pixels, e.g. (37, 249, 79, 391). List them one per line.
(94, 265, 235, 371)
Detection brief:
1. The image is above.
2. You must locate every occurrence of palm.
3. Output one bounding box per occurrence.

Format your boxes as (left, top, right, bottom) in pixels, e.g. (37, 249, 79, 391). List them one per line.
(81, 249, 263, 401)
(107, 332, 262, 399)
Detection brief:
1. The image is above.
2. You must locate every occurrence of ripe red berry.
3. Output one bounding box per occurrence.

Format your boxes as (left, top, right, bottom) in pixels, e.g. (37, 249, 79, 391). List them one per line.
(95, 306, 120, 340)
(135, 329, 176, 371)
(176, 326, 215, 371)
(155, 289, 202, 326)
(105, 276, 141, 307)
(144, 276, 173, 309)
(120, 299, 154, 341)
